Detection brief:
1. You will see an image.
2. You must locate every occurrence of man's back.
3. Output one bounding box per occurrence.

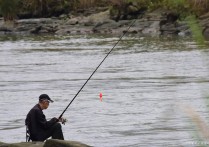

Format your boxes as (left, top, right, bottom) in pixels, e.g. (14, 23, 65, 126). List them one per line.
(25, 94, 64, 141)
(25, 104, 57, 141)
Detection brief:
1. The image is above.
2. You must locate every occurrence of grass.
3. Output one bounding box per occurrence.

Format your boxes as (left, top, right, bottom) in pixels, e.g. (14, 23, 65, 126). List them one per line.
(181, 103, 209, 147)
(186, 15, 206, 47)
(0, 0, 19, 21)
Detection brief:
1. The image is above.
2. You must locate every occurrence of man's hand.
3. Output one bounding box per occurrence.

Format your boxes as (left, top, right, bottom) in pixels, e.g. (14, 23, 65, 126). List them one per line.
(59, 117, 67, 125)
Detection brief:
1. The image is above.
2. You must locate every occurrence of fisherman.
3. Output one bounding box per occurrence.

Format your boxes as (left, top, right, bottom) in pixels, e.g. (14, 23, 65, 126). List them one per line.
(25, 94, 65, 141)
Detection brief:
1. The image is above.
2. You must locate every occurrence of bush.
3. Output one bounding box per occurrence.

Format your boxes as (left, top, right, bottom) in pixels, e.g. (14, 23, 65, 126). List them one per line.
(188, 0, 209, 16)
(18, 0, 72, 18)
(0, 0, 19, 21)
(109, 0, 150, 20)
(150, 0, 209, 18)
(17, 0, 108, 18)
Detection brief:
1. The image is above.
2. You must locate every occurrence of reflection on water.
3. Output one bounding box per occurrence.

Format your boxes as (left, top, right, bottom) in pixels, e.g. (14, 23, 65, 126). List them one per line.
(1, 35, 209, 146)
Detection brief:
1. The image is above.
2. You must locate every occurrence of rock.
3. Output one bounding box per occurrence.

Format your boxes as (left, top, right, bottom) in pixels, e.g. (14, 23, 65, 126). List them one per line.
(55, 28, 71, 35)
(43, 139, 91, 147)
(30, 26, 42, 34)
(0, 8, 197, 37)
(122, 28, 139, 34)
(40, 26, 57, 33)
(142, 21, 160, 35)
(198, 12, 209, 39)
(178, 30, 191, 36)
(82, 10, 110, 25)
(160, 23, 180, 35)
(17, 18, 53, 25)
(203, 27, 209, 40)
(93, 20, 118, 30)
(199, 12, 209, 20)
(66, 17, 80, 25)
(0, 142, 43, 147)
(59, 14, 68, 19)
(144, 9, 165, 21)
(16, 25, 31, 32)
(0, 26, 13, 32)
(0, 140, 91, 147)
(166, 12, 179, 23)
(0, 142, 7, 146)
(176, 22, 189, 31)
(127, 5, 139, 15)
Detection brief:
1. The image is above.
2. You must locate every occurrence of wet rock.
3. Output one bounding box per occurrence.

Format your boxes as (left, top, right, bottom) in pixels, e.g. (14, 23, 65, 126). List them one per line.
(0, 20, 16, 34)
(127, 4, 139, 15)
(178, 29, 191, 37)
(0, 140, 91, 147)
(203, 27, 209, 40)
(66, 17, 80, 25)
(199, 12, 209, 21)
(43, 139, 91, 147)
(166, 12, 179, 23)
(176, 22, 191, 36)
(199, 12, 209, 39)
(93, 20, 118, 31)
(82, 10, 110, 25)
(0, 26, 13, 32)
(158, 11, 182, 36)
(0, 142, 43, 147)
(160, 23, 180, 35)
(110, 1, 146, 21)
(30, 26, 42, 34)
(0, 8, 198, 37)
(142, 21, 160, 36)
(144, 11, 165, 21)
(17, 18, 54, 25)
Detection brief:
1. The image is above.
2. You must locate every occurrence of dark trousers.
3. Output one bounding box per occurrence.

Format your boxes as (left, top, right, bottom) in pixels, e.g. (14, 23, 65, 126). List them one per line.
(44, 123, 64, 140)
(32, 123, 64, 141)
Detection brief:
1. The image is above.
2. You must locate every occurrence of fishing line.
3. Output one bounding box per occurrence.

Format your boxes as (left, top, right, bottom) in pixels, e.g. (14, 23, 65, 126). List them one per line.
(59, 19, 136, 119)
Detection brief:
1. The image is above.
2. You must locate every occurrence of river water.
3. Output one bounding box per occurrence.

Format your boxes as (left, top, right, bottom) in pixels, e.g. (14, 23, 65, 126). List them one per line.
(1, 35, 209, 147)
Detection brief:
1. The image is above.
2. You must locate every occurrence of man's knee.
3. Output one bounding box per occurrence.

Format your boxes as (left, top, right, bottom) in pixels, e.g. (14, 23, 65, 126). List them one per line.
(51, 123, 64, 140)
(54, 123, 62, 130)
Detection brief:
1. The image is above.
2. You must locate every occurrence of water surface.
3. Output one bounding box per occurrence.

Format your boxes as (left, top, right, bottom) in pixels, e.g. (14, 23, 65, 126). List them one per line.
(1, 35, 209, 147)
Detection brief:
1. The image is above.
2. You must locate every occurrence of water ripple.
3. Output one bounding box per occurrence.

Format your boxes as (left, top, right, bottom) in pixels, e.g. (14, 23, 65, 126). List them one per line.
(0, 35, 209, 146)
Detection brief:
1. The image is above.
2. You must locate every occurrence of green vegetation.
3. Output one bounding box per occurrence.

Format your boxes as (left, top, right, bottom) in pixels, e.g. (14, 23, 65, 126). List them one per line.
(186, 15, 205, 46)
(108, 0, 208, 45)
(0, 0, 19, 21)
(0, 0, 208, 20)
(0, 0, 208, 45)
(0, 0, 108, 19)
(109, 0, 209, 19)
(157, 0, 209, 18)
(17, 0, 72, 18)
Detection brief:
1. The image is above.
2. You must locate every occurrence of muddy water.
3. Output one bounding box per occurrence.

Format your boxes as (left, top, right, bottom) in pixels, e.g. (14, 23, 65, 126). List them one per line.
(1, 35, 209, 147)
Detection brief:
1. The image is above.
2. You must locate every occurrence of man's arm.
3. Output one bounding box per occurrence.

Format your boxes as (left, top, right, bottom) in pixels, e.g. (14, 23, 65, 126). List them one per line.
(35, 109, 58, 129)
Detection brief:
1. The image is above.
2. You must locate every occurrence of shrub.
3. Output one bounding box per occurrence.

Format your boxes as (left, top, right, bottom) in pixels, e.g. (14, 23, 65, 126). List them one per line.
(0, 0, 19, 21)
(151, 0, 209, 18)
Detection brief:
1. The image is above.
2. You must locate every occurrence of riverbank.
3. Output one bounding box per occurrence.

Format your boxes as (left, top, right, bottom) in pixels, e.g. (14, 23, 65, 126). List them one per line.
(0, 8, 209, 39)
(0, 139, 91, 147)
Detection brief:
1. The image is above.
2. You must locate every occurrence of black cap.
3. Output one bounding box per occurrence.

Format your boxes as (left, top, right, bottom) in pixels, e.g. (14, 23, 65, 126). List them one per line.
(39, 94, 54, 103)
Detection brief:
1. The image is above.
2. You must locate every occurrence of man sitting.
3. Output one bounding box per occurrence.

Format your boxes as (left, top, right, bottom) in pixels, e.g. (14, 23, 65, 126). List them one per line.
(25, 94, 64, 141)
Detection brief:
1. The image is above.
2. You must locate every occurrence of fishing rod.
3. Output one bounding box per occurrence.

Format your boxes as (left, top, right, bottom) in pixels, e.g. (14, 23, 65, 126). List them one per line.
(58, 19, 136, 119)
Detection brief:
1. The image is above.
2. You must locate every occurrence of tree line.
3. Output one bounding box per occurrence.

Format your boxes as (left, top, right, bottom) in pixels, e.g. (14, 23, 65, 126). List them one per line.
(0, 0, 208, 21)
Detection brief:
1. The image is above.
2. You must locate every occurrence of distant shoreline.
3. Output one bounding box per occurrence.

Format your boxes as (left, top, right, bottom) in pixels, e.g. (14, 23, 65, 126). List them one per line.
(0, 9, 209, 40)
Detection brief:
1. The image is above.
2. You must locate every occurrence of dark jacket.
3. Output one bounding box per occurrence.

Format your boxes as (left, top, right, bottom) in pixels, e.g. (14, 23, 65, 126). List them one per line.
(25, 104, 57, 141)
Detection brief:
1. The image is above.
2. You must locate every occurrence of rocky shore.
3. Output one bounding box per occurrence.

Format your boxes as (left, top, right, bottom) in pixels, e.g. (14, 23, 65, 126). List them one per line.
(0, 139, 91, 147)
(0, 8, 209, 39)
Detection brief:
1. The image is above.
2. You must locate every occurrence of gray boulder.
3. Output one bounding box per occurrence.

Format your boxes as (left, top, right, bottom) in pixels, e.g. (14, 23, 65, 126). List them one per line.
(0, 142, 43, 147)
(0, 140, 91, 147)
(43, 139, 91, 147)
